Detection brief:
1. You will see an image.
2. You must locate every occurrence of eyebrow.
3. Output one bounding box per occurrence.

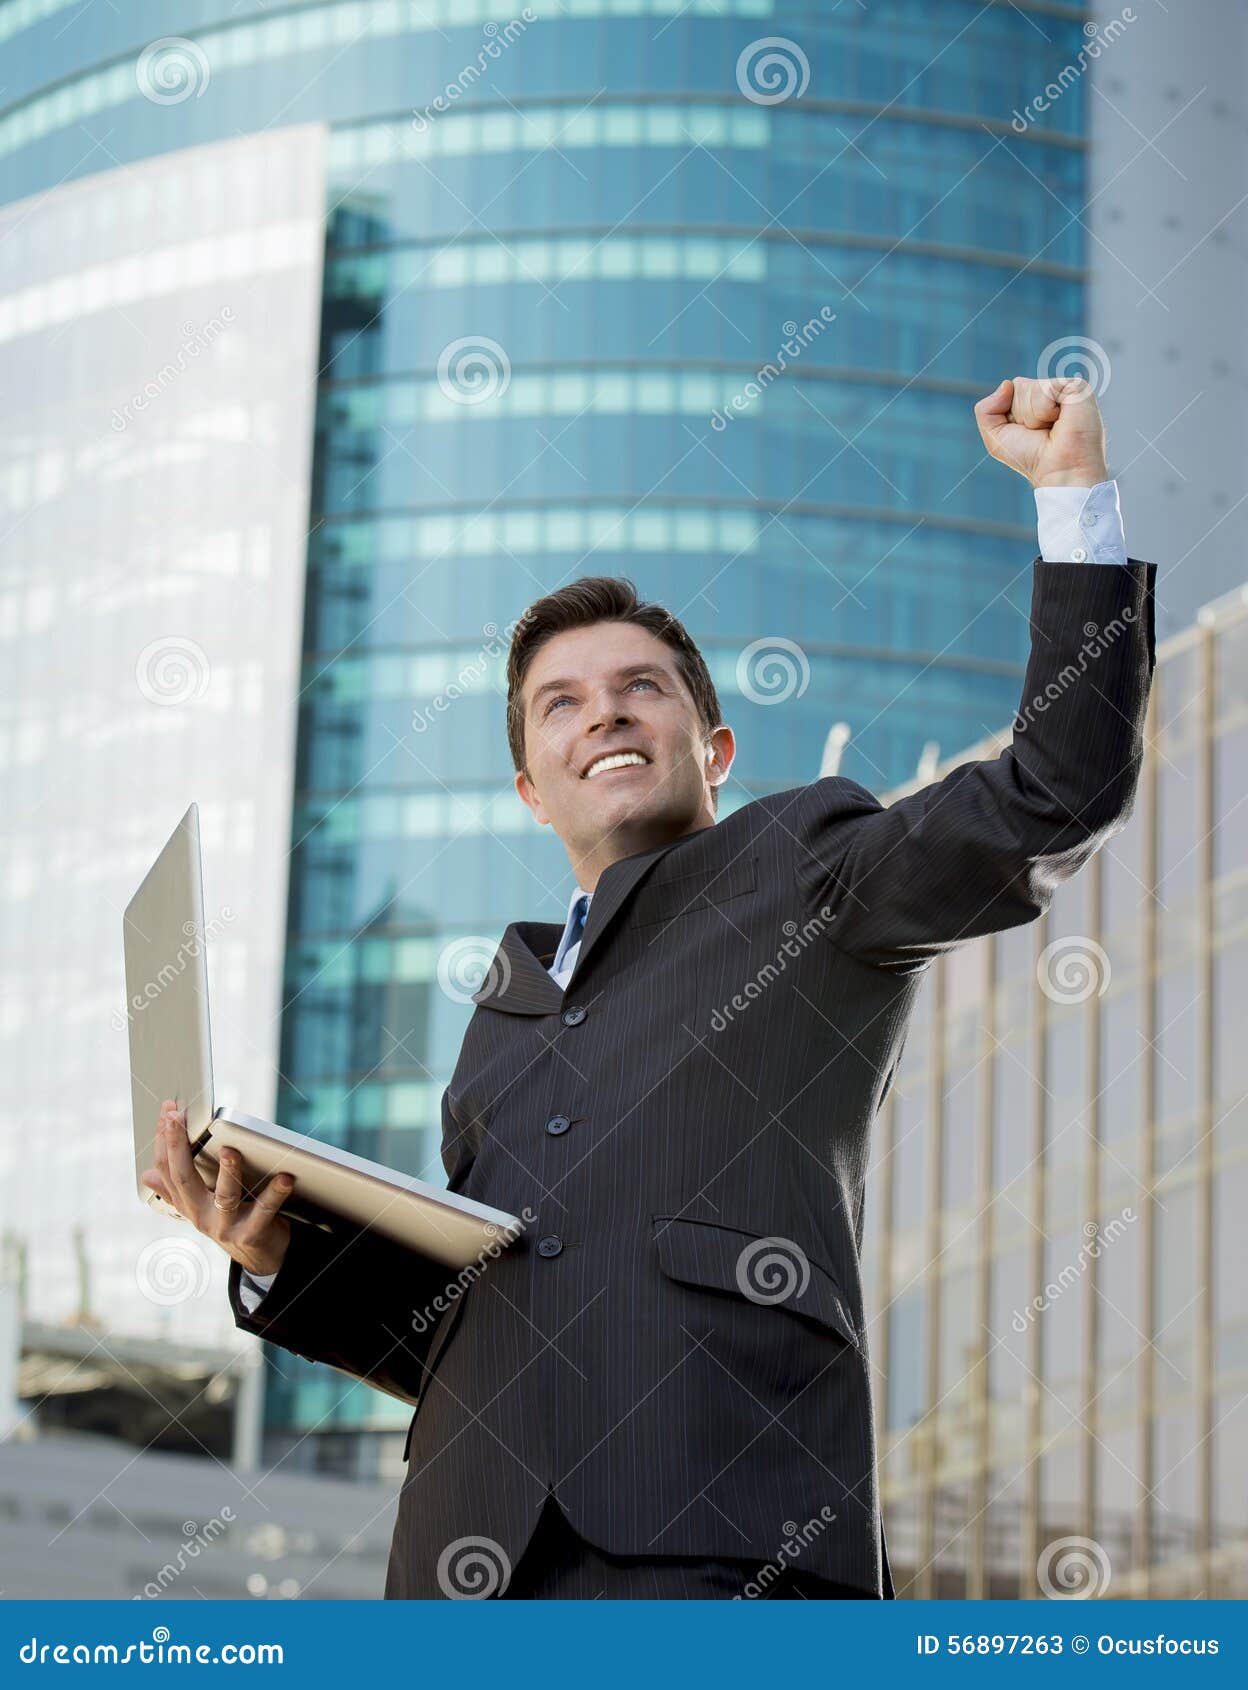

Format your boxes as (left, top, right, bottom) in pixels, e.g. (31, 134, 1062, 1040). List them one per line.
(529, 661, 673, 710)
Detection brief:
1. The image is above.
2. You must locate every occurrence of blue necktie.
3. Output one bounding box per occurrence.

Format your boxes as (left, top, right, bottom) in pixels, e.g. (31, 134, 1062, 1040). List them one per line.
(558, 894, 590, 980)
(566, 893, 589, 951)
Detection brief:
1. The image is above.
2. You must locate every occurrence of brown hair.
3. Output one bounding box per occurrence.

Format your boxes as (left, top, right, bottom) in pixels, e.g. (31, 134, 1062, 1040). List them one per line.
(506, 576, 723, 810)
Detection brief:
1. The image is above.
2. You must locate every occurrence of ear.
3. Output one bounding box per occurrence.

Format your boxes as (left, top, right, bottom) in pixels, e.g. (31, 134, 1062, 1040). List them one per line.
(514, 766, 550, 827)
(705, 724, 736, 786)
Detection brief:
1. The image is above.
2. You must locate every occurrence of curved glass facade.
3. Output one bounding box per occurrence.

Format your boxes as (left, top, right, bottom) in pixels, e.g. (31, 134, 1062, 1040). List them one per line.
(1, 0, 1094, 1459)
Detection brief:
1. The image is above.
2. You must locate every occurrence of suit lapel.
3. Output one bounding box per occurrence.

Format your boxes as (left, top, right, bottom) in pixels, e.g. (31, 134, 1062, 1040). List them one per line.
(472, 833, 699, 1015)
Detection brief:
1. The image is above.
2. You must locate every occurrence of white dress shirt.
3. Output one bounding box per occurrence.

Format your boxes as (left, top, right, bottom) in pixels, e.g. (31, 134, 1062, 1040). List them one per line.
(238, 481, 1128, 1313)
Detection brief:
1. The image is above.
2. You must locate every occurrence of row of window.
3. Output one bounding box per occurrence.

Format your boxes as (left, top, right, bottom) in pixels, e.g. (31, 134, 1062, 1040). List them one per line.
(328, 103, 769, 175)
(0, 0, 772, 48)
(327, 231, 769, 292)
(322, 361, 889, 426)
(314, 501, 763, 563)
(325, 230, 1083, 300)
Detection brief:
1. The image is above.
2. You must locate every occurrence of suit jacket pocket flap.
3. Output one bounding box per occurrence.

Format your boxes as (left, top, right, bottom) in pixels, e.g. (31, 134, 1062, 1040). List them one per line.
(651, 1216, 857, 1347)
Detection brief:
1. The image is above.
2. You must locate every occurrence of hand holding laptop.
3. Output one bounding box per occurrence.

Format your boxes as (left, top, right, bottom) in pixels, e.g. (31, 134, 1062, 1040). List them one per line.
(140, 1099, 295, 1280)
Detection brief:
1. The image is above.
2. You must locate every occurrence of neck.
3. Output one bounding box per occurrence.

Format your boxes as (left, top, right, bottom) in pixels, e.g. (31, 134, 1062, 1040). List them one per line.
(567, 812, 715, 893)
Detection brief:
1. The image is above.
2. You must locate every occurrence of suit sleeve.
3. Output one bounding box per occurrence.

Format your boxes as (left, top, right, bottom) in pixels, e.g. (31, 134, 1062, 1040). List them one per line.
(796, 557, 1156, 971)
(227, 1089, 480, 1404)
(227, 1218, 458, 1405)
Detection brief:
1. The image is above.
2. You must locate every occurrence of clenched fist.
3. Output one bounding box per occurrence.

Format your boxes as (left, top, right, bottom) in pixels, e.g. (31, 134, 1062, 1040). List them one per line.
(974, 375, 1109, 490)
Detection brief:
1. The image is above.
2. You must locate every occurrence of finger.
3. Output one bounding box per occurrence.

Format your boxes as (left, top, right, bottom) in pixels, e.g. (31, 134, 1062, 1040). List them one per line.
(140, 1167, 173, 1203)
(162, 1112, 212, 1226)
(974, 383, 1014, 456)
(973, 379, 1012, 441)
(244, 1171, 296, 1228)
(210, 1149, 246, 1222)
(152, 1100, 179, 1179)
(1009, 376, 1061, 430)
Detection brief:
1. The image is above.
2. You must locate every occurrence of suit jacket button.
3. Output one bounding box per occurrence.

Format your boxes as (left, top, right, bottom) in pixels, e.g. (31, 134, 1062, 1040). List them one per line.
(545, 1115, 571, 1136)
(536, 1235, 564, 1258)
(561, 1005, 587, 1026)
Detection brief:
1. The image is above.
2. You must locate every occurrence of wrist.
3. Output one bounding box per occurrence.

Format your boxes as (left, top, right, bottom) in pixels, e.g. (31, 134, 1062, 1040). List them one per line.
(1031, 464, 1109, 490)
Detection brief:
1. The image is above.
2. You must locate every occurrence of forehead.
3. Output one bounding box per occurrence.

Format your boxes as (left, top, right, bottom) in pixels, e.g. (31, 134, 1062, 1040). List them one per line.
(523, 622, 677, 698)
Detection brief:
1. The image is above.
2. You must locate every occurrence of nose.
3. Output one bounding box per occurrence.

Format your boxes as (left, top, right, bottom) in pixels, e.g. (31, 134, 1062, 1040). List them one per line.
(587, 697, 636, 735)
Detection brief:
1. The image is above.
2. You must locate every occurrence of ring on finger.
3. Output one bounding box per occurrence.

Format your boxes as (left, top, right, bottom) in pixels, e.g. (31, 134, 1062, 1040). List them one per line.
(213, 1194, 242, 1214)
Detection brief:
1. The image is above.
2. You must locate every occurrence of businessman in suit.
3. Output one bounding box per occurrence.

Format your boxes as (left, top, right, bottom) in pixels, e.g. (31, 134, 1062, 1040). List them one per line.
(145, 374, 1156, 1598)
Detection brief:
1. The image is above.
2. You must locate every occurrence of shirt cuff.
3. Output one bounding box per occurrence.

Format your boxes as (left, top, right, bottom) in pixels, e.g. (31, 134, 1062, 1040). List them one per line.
(238, 1269, 277, 1314)
(1034, 478, 1127, 564)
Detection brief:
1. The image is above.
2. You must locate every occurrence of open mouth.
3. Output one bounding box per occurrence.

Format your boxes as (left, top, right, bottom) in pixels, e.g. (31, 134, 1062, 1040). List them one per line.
(582, 751, 651, 780)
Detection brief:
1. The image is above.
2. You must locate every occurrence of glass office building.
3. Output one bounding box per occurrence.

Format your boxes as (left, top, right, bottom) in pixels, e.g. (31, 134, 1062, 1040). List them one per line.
(1, 0, 1100, 1472)
(867, 586, 1248, 1599)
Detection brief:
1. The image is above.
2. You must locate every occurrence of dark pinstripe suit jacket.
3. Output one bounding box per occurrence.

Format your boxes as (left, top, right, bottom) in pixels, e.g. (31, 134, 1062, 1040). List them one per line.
(230, 558, 1156, 1598)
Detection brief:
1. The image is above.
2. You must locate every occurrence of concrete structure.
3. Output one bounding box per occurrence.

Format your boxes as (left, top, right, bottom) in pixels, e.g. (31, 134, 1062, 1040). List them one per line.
(867, 582, 1248, 1599)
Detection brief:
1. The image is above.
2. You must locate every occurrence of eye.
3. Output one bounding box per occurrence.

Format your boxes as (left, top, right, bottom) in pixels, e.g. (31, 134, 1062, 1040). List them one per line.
(630, 677, 657, 691)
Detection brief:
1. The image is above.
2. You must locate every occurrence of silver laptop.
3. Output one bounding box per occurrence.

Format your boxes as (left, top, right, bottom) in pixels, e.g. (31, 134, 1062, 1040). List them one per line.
(123, 805, 523, 1270)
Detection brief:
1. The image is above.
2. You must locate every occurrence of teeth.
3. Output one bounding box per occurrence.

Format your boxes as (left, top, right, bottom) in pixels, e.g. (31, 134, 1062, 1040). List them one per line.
(585, 752, 648, 779)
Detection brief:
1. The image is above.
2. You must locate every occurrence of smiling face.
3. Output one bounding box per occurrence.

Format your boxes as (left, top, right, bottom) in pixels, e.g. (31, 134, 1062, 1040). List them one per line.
(514, 620, 734, 890)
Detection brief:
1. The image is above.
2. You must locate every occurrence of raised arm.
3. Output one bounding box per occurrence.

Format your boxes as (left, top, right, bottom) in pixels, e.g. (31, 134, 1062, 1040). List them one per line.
(794, 374, 1156, 971)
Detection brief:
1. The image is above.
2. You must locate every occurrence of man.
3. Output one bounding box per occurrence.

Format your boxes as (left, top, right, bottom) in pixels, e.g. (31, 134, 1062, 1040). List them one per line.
(145, 374, 1155, 1599)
